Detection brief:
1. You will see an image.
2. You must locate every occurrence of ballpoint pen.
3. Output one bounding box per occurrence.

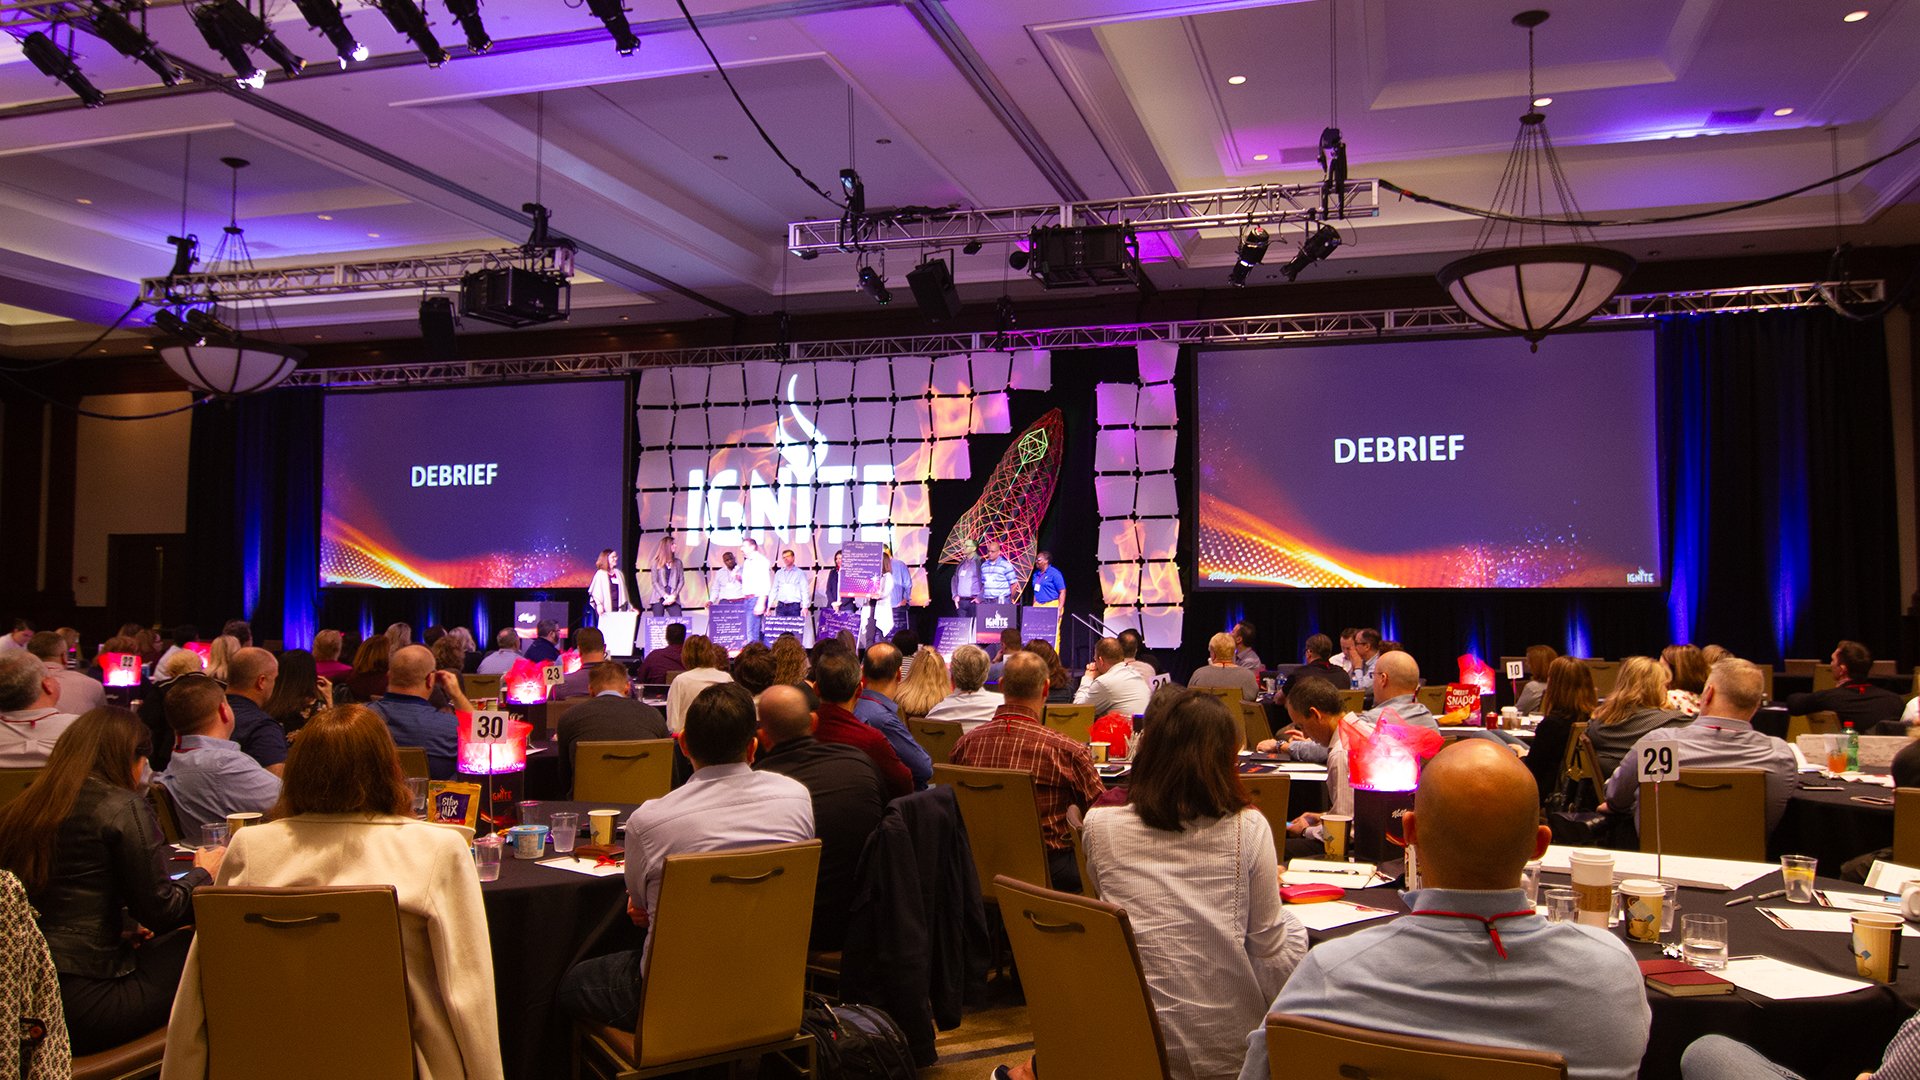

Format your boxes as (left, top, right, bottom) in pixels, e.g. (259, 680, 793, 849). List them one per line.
(1726, 888, 1786, 906)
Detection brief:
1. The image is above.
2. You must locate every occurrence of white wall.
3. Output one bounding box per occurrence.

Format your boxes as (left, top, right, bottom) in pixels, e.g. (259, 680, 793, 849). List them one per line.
(72, 392, 193, 608)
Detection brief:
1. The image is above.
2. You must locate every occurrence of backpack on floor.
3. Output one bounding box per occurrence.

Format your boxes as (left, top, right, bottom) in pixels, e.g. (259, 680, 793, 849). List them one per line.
(801, 994, 919, 1080)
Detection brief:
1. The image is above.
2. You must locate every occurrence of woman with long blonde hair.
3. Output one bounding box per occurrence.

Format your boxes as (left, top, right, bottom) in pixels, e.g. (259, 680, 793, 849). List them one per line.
(1586, 656, 1689, 776)
(894, 646, 951, 722)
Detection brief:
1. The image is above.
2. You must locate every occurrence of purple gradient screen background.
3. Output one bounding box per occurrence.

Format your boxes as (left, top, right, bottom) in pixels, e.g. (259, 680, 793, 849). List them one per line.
(321, 381, 626, 589)
(1196, 331, 1661, 589)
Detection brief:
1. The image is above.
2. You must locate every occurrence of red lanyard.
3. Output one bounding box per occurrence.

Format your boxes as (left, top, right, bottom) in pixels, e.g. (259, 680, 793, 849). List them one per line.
(1407, 909, 1535, 959)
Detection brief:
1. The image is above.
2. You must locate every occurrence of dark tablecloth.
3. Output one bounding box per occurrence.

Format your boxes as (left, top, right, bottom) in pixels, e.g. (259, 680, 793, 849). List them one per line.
(1319, 871, 1919, 1080)
(481, 799, 638, 1080)
(1779, 779, 1896, 877)
(522, 738, 566, 799)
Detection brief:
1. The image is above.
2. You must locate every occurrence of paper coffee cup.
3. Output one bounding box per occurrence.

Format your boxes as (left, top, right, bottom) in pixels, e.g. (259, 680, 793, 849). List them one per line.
(1089, 741, 1110, 764)
(1321, 814, 1352, 862)
(226, 811, 263, 833)
(1853, 913, 1904, 983)
(1620, 879, 1664, 943)
(1901, 882, 1920, 921)
(1569, 851, 1615, 928)
(588, 809, 619, 846)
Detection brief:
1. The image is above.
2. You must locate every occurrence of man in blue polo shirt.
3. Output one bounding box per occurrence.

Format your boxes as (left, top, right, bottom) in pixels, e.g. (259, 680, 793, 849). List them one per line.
(980, 540, 1019, 604)
(1030, 550, 1065, 607)
(156, 674, 280, 839)
(223, 647, 288, 775)
(853, 643, 931, 790)
(369, 645, 474, 779)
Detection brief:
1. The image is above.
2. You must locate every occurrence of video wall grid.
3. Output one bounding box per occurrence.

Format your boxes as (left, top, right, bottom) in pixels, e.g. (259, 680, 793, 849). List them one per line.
(1093, 341, 1184, 648)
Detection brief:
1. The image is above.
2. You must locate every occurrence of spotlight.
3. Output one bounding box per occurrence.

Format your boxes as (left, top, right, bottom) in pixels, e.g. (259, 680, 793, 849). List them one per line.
(1007, 248, 1030, 271)
(906, 257, 962, 322)
(794, 249, 819, 261)
(290, 0, 368, 65)
(961, 239, 984, 256)
(183, 307, 236, 340)
(89, 6, 183, 85)
(151, 308, 202, 344)
(1279, 223, 1343, 281)
(857, 265, 891, 305)
(189, 1, 263, 83)
(203, 0, 304, 77)
(585, 0, 639, 55)
(21, 31, 107, 107)
(443, 0, 490, 53)
(165, 234, 199, 278)
(374, 0, 449, 65)
(1227, 225, 1268, 287)
(839, 168, 865, 216)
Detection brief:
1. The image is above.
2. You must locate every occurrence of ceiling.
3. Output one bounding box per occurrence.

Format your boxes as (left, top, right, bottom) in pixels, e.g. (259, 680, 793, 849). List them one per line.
(1, 0, 1917, 357)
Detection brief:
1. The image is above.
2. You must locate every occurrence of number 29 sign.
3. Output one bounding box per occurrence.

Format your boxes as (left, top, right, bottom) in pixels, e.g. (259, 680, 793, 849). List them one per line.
(1637, 742, 1685, 784)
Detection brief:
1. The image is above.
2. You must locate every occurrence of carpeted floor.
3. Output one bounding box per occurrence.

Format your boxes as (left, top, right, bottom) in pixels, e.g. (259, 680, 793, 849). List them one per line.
(920, 1003, 1033, 1080)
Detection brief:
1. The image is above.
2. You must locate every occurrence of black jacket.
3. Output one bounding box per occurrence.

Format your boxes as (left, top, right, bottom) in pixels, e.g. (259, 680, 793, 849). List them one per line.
(34, 777, 208, 979)
(555, 696, 669, 792)
(1786, 682, 1907, 732)
(754, 737, 886, 950)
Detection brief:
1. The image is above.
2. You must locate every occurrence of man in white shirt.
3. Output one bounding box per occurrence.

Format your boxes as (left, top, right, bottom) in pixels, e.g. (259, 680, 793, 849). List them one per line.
(476, 628, 523, 675)
(925, 645, 1006, 730)
(1117, 629, 1157, 678)
(28, 631, 103, 713)
(710, 552, 745, 601)
(557, 681, 814, 1027)
(738, 539, 773, 642)
(1074, 637, 1152, 718)
(0, 649, 78, 768)
(772, 550, 810, 617)
(1274, 677, 1361, 859)
(0, 620, 31, 653)
(1332, 627, 1357, 676)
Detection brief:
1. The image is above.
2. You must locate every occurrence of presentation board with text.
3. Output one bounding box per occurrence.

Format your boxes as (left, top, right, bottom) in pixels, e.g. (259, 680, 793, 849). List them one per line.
(321, 381, 626, 588)
(1196, 332, 1661, 589)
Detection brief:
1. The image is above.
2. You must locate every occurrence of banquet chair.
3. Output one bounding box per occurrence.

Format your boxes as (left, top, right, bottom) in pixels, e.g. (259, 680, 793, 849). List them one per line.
(1785, 711, 1841, 743)
(146, 782, 184, 845)
(908, 718, 963, 766)
(573, 738, 675, 805)
(190, 885, 411, 1079)
(1065, 805, 1094, 898)
(395, 746, 430, 780)
(0, 767, 39, 809)
(1566, 732, 1607, 809)
(1582, 660, 1621, 699)
(932, 764, 1054, 900)
(991, 875, 1171, 1080)
(1337, 690, 1365, 715)
(1240, 774, 1293, 862)
(1241, 702, 1274, 748)
(1873, 660, 1899, 678)
(1195, 685, 1241, 711)
(1264, 1014, 1566, 1080)
(69, 1028, 166, 1080)
(1783, 658, 1819, 679)
(460, 673, 502, 700)
(1894, 788, 1920, 867)
(1637, 768, 1767, 862)
(1557, 722, 1588, 789)
(1758, 665, 1775, 702)
(1414, 684, 1449, 718)
(575, 841, 822, 1080)
(1043, 704, 1096, 745)
(1813, 665, 1837, 693)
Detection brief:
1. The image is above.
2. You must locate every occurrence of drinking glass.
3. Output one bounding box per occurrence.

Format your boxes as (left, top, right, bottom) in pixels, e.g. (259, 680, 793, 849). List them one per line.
(517, 800, 543, 828)
(405, 778, 428, 819)
(1681, 914, 1729, 969)
(472, 836, 504, 882)
(200, 823, 230, 850)
(549, 812, 579, 855)
(1543, 887, 1578, 923)
(1781, 855, 1818, 903)
(1659, 881, 1680, 934)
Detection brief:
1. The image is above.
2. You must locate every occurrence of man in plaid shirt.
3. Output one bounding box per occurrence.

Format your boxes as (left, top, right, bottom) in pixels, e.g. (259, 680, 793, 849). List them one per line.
(949, 649, 1104, 892)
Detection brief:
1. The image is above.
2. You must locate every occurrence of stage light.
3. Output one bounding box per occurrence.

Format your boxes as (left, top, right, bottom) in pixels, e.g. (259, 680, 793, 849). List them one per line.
(585, 0, 639, 55)
(839, 168, 865, 216)
(291, 0, 368, 65)
(190, 1, 265, 83)
(1280, 223, 1342, 281)
(1007, 248, 1030, 270)
(1228, 225, 1268, 287)
(21, 31, 107, 107)
(374, 0, 449, 65)
(184, 307, 237, 340)
(165, 234, 198, 278)
(151, 308, 202, 344)
(443, 0, 490, 54)
(961, 240, 984, 256)
(198, 0, 305, 78)
(857, 265, 891, 305)
(89, 6, 184, 85)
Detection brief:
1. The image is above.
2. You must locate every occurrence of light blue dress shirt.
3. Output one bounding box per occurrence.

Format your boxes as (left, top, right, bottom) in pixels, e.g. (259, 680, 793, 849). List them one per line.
(154, 733, 282, 840)
(981, 557, 1019, 601)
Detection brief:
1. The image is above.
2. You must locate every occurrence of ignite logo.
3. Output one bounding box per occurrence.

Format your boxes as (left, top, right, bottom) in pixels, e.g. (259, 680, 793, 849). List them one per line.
(1626, 568, 1656, 584)
(985, 613, 1011, 629)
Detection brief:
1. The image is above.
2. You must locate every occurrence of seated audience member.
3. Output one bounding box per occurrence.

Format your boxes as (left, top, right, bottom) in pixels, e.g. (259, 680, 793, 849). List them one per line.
(1662, 643, 1709, 717)
(30, 631, 104, 713)
(368, 645, 473, 780)
(1281, 650, 1431, 765)
(1073, 637, 1152, 719)
(522, 620, 561, 665)
(384, 622, 412, 653)
(0, 650, 79, 768)
(447, 627, 481, 672)
(894, 646, 950, 722)
(1231, 622, 1262, 673)
(163, 704, 503, 1079)
(728, 646, 777, 697)
(809, 647, 913, 799)
(771, 635, 811, 687)
(205, 635, 239, 683)
(1269, 677, 1356, 859)
(1585, 656, 1689, 778)
(0, 707, 219, 1054)
(221, 620, 252, 647)
(890, 629, 920, 677)
(1514, 644, 1557, 715)
(1526, 657, 1597, 803)
(1840, 741, 1920, 880)
(1700, 644, 1733, 666)
(1190, 632, 1260, 702)
(950, 651, 1103, 892)
(431, 635, 468, 681)
(1025, 639, 1077, 704)
(926, 645, 1007, 730)
(154, 673, 281, 839)
(1683, 1010, 1920, 1080)
(223, 648, 290, 776)
(635, 622, 687, 685)
(1602, 658, 1796, 832)
(985, 627, 1023, 684)
(1080, 692, 1307, 1080)
(1348, 628, 1383, 687)
(558, 684, 813, 1027)
(141, 648, 206, 771)
(1786, 640, 1906, 733)
(551, 627, 608, 700)
(664, 636, 732, 734)
(855, 644, 933, 789)
(422, 626, 447, 650)
(347, 634, 391, 700)
(753, 684, 886, 950)
(557, 661, 668, 792)
(311, 629, 355, 681)
(1237, 739, 1650, 1080)
(1281, 634, 1347, 697)
(1117, 628, 1157, 678)
(262, 649, 333, 733)
(475, 629, 522, 676)
(155, 624, 199, 671)
(0, 619, 29, 652)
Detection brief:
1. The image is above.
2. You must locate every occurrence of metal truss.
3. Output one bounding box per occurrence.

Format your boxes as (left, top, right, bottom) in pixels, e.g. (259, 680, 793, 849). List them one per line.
(138, 246, 574, 305)
(786, 180, 1381, 255)
(281, 279, 1883, 388)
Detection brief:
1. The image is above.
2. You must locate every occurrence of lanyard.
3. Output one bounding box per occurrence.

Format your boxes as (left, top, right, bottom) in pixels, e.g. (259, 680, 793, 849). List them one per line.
(1407, 909, 1535, 959)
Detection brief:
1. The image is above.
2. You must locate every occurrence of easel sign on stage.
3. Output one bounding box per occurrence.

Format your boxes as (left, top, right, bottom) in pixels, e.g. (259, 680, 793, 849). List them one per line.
(600, 611, 640, 659)
(933, 618, 973, 660)
(975, 603, 1018, 645)
(1019, 606, 1061, 648)
(762, 614, 808, 645)
(708, 599, 753, 653)
(839, 541, 886, 598)
(816, 607, 862, 644)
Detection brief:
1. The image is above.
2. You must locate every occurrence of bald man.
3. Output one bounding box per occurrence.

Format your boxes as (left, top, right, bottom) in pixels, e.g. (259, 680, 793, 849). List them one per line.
(1238, 741, 1649, 1080)
(369, 644, 474, 780)
(224, 646, 289, 774)
(1281, 649, 1434, 765)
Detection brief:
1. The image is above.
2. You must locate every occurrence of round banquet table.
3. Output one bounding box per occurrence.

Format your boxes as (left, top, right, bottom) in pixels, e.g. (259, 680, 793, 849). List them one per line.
(1317, 870, 1920, 1080)
(1777, 777, 1896, 877)
(480, 799, 639, 1080)
(1101, 756, 1327, 820)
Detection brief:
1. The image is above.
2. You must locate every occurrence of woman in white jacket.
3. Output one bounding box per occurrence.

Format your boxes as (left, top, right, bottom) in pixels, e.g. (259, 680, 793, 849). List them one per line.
(162, 705, 503, 1080)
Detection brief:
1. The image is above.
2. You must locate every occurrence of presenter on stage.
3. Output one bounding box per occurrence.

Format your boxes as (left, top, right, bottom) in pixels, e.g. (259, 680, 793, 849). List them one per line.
(711, 551, 745, 602)
(588, 548, 633, 619)
(1030, 550, 1065, 608)
(886, 545, 913, 636)
(951, 538, 983, 616)
(980, 539, 1018, 604)
(647, 537, 684, 616)
(772, 550, 810, 617)
(739, 538, 773, 642)
(822, 550, 858, 612)
(872, 551, 897, 640)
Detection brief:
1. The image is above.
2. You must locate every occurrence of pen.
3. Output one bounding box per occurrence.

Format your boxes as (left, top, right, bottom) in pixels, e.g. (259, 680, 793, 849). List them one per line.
(1726, 888, 1786, 907)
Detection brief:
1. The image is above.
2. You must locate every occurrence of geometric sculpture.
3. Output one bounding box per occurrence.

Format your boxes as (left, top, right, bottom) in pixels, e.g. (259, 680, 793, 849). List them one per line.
(938, 408, 1065, 588)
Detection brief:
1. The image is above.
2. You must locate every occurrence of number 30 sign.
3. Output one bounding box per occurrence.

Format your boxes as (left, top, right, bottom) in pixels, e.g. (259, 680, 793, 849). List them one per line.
(467, 710, 510, 745)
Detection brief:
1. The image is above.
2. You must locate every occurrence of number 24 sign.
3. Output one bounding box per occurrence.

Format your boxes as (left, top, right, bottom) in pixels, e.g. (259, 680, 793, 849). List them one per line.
(1637, 742, 1686, 783)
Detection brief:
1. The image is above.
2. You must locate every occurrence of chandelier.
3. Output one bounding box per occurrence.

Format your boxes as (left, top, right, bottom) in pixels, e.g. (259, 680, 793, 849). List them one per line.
(1436, 11, 1634, 350)
(153, 156, 305, 394)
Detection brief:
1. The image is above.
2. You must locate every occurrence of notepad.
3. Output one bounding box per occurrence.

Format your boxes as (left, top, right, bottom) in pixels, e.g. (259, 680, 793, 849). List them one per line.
(1288, 900, 1397, 932)
(1539, 846, 1774, 891)
(1719, 956, 1873, 1000)
(536, 856, 625, 877)
(1283, 859, 1385, 888)
(1758, 907, 1920, 937)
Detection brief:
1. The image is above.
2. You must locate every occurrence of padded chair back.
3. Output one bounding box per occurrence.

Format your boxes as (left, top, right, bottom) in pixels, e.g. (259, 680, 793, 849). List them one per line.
(1785, 711, 1842, 743)
(1875, 661, 1900, 678)
(573, 738, 674, 805)
(395, 746, 430, 780)
(639, 840, 822, 1067)
(908, 718, 964, 766)
(933, 764, 1053, 898)
(1241, 702, 1273, 748)
(1638, 768, 1768, 862)
(459, 673, 502, 700)
(1813, 665, 1838, 693)
(1414, 685, 1449, 718)
(1896, 787, 1920, 867)
(70, 1027, 165, 1080)
(1240, 774, 1292, 862)
(0, 767, 40, 809)
(192, 886, 412, 1080)
(1265, 1013, 1566, 1080)
(1065, 804, 1094, 898)
(992, 875, 1170, 1080)
(1558, 722, 1588, 787)
(1337, 689, 1365, 715)
(1583, 660, 1621, 698)
(1043, 704, 1096, 745)
(146, 782, 184, 845)
(1195, 686, 1241, 711)
(1567, 731, 1606, 807)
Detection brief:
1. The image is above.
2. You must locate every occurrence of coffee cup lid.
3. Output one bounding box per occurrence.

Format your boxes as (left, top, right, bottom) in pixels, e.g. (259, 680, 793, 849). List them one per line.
(1620, 878, 1664, 896)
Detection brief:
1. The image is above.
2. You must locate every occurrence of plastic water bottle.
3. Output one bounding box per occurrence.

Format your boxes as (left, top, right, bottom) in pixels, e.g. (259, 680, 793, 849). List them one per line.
(1846, 723, 1859, 771)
